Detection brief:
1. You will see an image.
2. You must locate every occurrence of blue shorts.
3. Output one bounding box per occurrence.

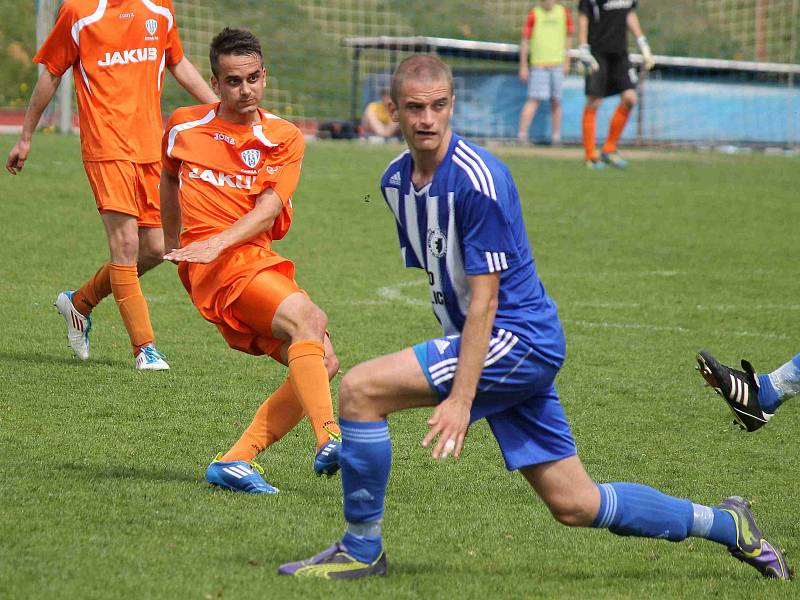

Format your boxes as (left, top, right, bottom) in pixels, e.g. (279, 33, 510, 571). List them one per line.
(527, 65, 564, 101)
(413, 328, 576, 471)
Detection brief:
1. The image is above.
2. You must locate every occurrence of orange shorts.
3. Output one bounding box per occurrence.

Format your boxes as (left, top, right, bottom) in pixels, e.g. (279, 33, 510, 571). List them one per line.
(178, 243, 302, 357)
(83, 160, 161, 227)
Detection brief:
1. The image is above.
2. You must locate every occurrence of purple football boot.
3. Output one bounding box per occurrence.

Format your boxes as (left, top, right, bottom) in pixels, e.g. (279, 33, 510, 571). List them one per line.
(718, 496, 793, 580)
(278, 541, 387, 579)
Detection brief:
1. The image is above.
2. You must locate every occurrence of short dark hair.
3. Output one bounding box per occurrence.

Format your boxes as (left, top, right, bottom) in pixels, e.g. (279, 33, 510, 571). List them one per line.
(209, 27, 263, 77)
(390, 55, 453, 104)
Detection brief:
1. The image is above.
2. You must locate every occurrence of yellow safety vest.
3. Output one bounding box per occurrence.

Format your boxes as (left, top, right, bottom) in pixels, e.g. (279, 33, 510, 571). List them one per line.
(529, 5, 568, 66)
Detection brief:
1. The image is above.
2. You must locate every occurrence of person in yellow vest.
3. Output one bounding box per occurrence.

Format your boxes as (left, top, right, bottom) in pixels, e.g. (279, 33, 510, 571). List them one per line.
(518, 0, 573, 145)
(361, 88, 400, 141)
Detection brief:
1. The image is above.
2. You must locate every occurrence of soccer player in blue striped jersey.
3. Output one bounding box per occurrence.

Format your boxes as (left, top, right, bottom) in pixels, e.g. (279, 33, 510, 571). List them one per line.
(278, 54, 792, 581)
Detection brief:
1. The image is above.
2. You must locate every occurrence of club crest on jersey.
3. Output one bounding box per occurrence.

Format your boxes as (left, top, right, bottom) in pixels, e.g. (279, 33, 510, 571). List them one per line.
(427, 228, 447, 258)
(145, 19, 158, 36)
(241, 149, 261, 169)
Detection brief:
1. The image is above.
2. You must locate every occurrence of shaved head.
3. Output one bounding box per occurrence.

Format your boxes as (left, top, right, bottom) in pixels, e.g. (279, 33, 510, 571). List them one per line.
(390, 54, 453, 105)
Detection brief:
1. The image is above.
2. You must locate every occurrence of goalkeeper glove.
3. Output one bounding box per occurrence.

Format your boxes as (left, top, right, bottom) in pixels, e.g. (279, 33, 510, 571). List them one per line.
(577, 44, 599, 73)
(637, 36, 655, 71)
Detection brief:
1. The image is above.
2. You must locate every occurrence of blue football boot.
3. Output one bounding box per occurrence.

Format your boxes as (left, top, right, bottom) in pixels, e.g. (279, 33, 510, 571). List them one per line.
(205, 453, 278, 494)
(601, 151, 628, 169)
(313, 427, 342, 476)
(585, 158, 606, 170)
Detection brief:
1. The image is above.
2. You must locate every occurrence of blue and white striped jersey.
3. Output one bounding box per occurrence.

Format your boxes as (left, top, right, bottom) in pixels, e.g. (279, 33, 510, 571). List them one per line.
(380, 133, 565, 366)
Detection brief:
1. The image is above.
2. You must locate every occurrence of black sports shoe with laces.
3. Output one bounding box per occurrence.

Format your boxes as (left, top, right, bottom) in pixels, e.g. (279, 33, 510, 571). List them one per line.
(696, 351, 773, 432)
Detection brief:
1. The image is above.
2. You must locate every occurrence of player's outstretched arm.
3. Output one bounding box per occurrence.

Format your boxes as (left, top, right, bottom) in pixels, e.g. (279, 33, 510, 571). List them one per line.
(5, 70, 61, 175)
(423, 272, 500, 460)
(168, 57, 218, 104)
(160, 169, 182, 259)
(163, 187, 283, 264)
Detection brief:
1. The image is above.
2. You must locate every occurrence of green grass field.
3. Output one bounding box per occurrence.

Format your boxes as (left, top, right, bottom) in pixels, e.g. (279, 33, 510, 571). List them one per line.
(1, 134, 799, 599)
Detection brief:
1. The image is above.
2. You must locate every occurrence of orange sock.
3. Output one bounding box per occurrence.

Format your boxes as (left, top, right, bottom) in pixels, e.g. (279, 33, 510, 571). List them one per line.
(221, 378, 305, 462)
(287, 340, 340, 449)
(602, 103, 631, 154)
(72, 263, 112, 317)
(109, 262, 154, 354)
(582, 105, 598, 160)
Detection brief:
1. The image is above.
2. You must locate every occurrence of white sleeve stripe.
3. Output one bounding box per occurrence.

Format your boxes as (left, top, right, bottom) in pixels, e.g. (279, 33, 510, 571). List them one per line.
(458, 140, 497, 200)
(71, 0, 108, 46)
(141, 0, 174, 31)
(78, 60, 92, 95)
(485, 252, 495, 273)
(166, 108, 216, 158)
(381, 149, 409, 180)
(492, 252, 502, 271)
(157, 52, 165, 90)
(454, 147, 490, 197)
(452, 155, 482, 193)
(500, 252, 508, 269)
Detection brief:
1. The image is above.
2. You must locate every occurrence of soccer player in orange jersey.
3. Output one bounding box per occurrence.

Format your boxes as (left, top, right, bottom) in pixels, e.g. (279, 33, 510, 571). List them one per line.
(160, 28, 342, 492)
(5, 0, 217, 369)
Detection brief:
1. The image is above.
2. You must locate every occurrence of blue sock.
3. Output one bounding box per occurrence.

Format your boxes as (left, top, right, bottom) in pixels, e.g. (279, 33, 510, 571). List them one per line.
(758, 374, 781, 413)
(692, 507, 738, 548)
(593, 483, 694, 541)
(758, 353, 800, 413)
(593, 483, 738, 548)
(339, 418, 391, 563)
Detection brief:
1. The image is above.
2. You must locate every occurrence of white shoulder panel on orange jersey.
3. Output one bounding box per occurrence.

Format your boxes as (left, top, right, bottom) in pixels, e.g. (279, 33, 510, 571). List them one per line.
(253, 125, 279, 148)
(166, 108, 216, 157)
(140, 0, 174, 31)
(71, 0, 108, 46)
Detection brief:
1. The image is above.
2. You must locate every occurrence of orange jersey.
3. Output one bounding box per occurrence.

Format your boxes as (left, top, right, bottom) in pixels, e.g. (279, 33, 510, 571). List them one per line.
(162, 103, 305, 250)
(34, 0, 184, 162)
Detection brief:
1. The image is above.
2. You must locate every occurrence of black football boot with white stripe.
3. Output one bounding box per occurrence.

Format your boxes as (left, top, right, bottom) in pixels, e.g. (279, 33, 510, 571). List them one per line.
(696, 351, 773, 432)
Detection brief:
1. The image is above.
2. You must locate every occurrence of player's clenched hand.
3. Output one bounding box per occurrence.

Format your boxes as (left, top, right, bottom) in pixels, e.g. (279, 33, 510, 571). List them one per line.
(518, 66, 529, 83)
(422, 396, 471, 460)
(163, 237, 226, 264)
(5, 139, 30, 175)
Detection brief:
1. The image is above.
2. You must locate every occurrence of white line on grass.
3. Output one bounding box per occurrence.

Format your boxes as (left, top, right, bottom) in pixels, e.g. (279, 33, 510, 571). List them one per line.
(339, 281, 791, 341)
(572, 300, 800, 311)
(563, 320, 788, 340)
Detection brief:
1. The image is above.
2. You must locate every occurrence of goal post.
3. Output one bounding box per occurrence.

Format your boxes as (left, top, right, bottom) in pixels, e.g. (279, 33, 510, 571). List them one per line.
(344, 36, 800, 146)
(19, 0, 799, 146)
(35, 0, 73, 133)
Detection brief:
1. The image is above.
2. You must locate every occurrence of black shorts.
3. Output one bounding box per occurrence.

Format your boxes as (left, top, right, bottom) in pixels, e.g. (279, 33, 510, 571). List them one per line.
(585, 52, 637, 98)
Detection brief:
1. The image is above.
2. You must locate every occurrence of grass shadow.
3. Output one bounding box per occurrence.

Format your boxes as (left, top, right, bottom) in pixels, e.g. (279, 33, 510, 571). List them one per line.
(59, 461, 200, 485)
(0, 348, 124, 368)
